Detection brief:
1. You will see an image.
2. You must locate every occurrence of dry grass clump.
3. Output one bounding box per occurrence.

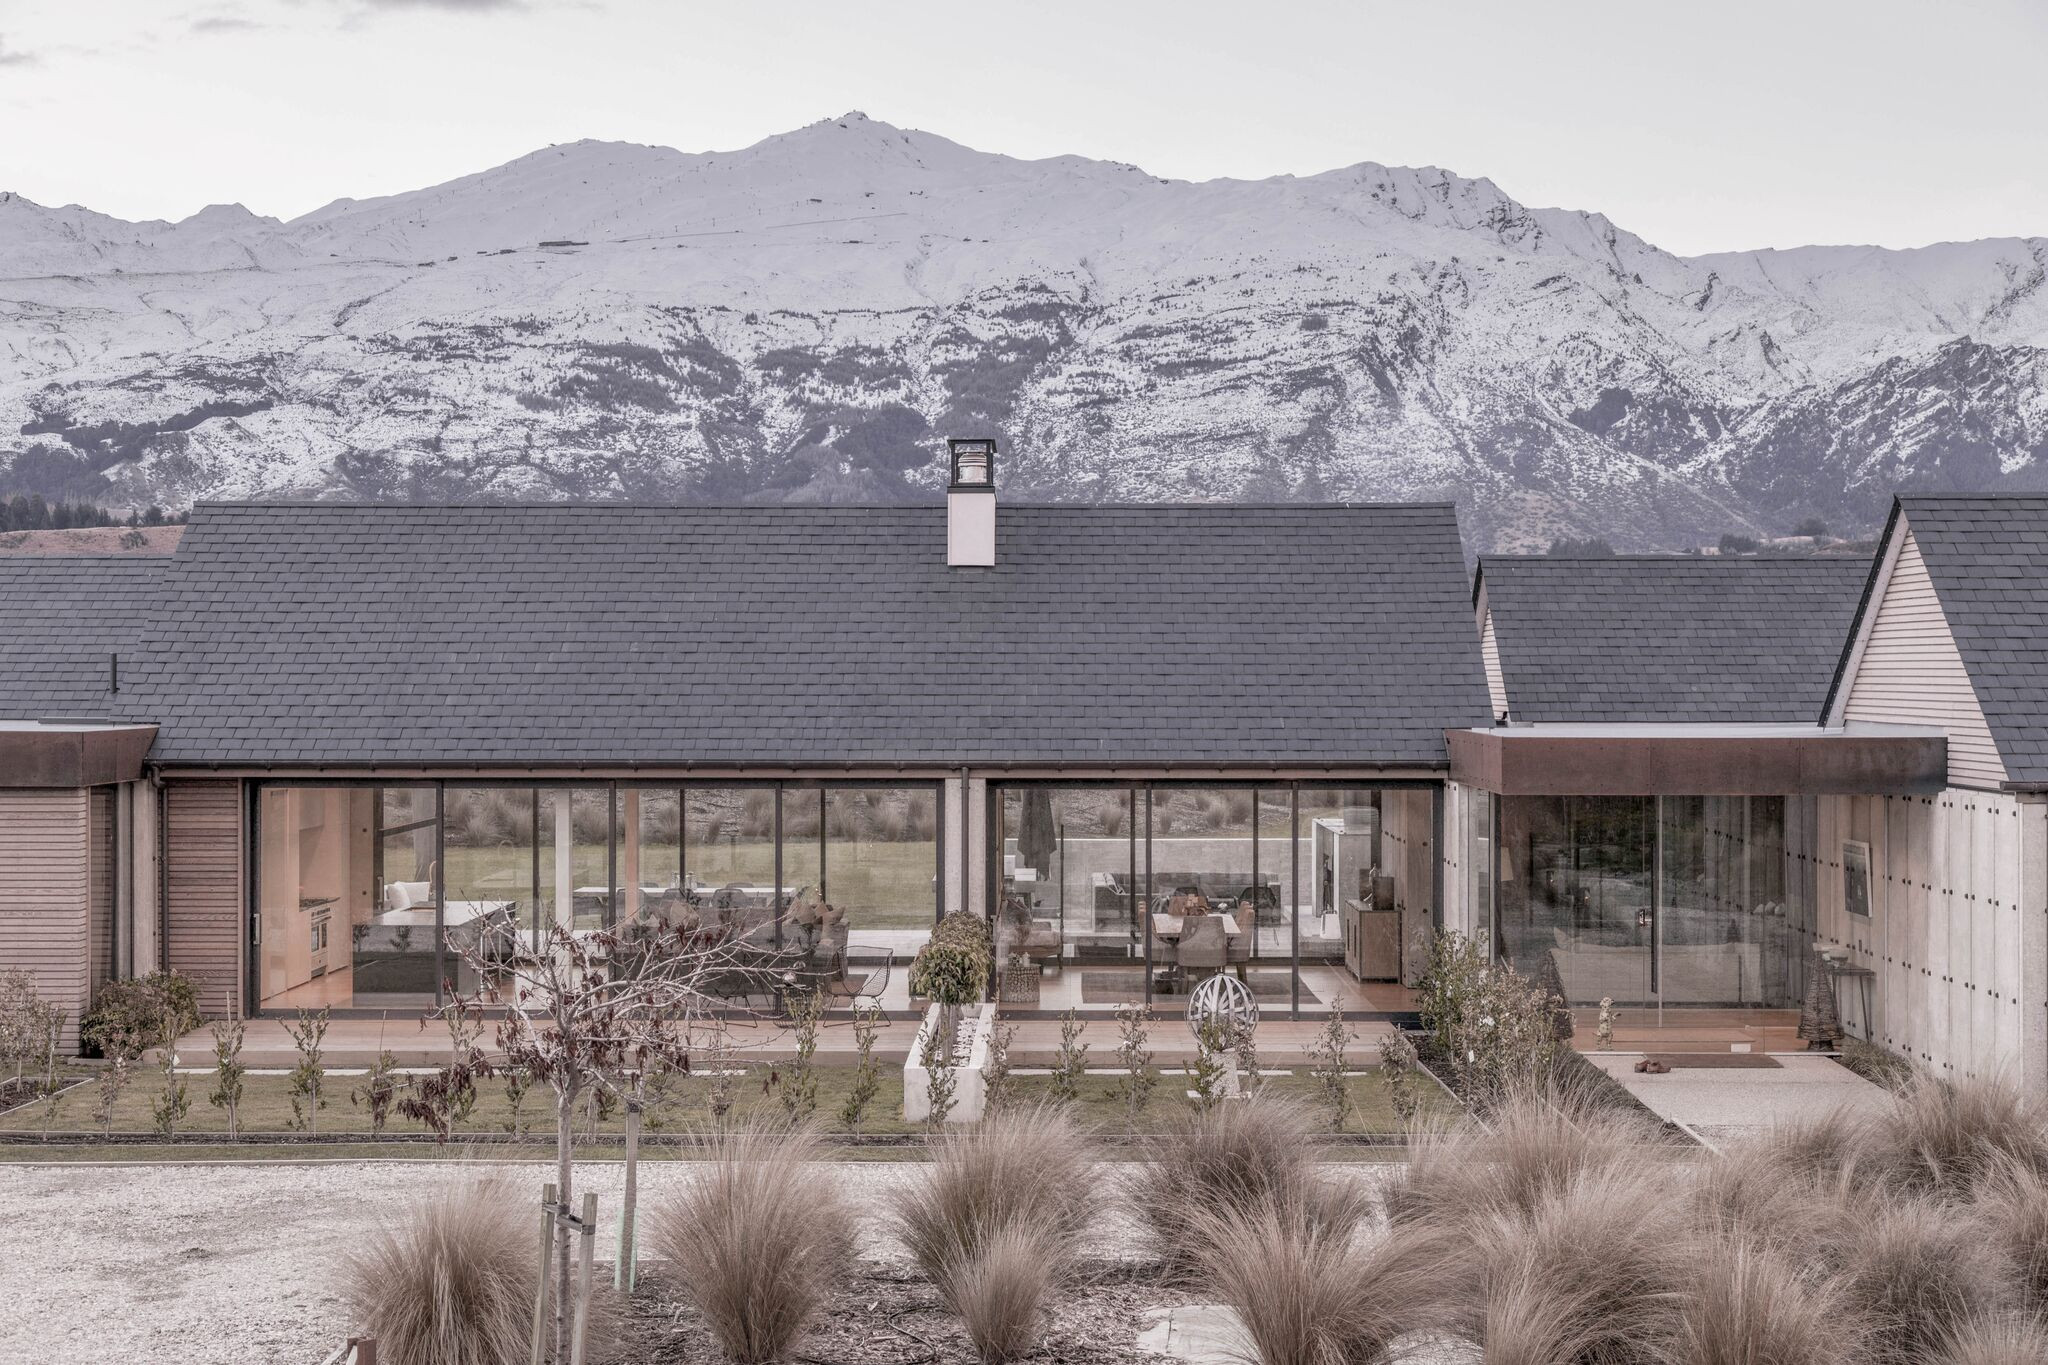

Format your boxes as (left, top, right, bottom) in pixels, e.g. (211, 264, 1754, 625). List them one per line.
(1187, 1193, 1447, 1365)
(894, 1102, 1094, 1279)
(1926, 1314, 2048, 1365)
(1669, 1237, 1853, 1365)
(342, 1174, 536, 1365)
(1127, 1091, 1369, 1277)
(1828, 1196, 2018, 1365)
(926, 1219, 1066, 1363)
(1852, 1073, 2048, 1199)
(1970, 1157, 2048, 1312)
(1448, 1166, 1690, 1365)
(650, 1119, 853, 1364)
(894, 1104, 1097, 1362)
(1383, 1083, 1661, 1229)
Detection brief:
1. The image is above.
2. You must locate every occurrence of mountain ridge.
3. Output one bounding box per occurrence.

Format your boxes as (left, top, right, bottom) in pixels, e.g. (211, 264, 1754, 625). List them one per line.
(3, 112, 2043, 550)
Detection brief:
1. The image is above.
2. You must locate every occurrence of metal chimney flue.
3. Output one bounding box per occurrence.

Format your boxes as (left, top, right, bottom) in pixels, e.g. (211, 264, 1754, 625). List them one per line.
(946, 437, 996, 568)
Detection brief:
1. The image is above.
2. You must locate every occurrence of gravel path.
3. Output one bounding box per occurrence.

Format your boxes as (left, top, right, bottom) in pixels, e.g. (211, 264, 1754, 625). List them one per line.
(1, 1159, 1384, 1364)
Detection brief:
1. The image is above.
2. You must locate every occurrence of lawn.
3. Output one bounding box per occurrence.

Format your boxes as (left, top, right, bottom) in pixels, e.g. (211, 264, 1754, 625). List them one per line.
(0, 1063, 1437, 1152)
(439, 840, 938, 930)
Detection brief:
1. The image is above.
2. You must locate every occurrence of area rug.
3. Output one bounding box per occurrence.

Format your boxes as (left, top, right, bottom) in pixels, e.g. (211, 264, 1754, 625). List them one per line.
(1079, 970, 1292, 1004)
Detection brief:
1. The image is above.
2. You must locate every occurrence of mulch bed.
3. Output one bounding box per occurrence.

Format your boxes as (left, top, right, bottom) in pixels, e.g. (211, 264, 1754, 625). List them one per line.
(613, 1258, 1186, 1364)
(1644, 1053, 1782, 1070)
(1409, 1031, 1695, 1143)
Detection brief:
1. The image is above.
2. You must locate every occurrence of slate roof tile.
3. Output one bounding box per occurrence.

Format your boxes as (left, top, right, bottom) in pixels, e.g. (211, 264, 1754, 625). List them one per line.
(0, 557, 163, 720)
(1480, 554, 1871, 724)
(74, 503, 1491, 766)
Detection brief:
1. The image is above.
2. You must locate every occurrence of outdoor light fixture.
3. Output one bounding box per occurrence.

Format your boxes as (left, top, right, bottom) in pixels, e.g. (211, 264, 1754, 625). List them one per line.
(949, 437, 996, 489)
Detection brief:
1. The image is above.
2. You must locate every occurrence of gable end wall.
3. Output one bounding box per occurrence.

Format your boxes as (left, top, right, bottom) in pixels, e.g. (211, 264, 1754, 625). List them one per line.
(1843, 528, 2008, 790)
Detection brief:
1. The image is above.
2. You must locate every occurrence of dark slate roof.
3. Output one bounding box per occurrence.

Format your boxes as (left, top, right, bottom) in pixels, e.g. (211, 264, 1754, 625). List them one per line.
(125, 502, 1489, 766)
(0, 557, 163, 721)
(1884, 494, 2048, 785)
(1479, 554, 1872, 724)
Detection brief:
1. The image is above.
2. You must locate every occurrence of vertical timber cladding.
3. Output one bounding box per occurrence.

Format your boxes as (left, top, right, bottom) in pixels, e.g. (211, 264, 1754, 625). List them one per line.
(0, 789, 92, 1052)
(1821, 790, 2038, 1082)
(164, 779, 244, 1020)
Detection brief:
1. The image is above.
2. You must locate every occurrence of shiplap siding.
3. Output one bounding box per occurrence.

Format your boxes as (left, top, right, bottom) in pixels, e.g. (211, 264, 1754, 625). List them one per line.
(1843, 528, 2008, 789)
(88, 787, 113, 1003)
(1479, 608, 1508, 718)
(1813, 790, 2048, 1086)
(0, 789, 92, 1052)
(164, 780, 243, 1019)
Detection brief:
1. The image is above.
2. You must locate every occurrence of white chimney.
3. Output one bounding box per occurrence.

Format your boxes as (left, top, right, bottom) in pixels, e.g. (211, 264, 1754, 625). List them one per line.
(946, 437, 997, 567)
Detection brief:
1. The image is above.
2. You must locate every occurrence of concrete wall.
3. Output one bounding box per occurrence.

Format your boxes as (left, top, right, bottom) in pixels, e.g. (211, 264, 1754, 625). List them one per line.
(0, 788, 92, 1052)
(1815, 789, 2048, 1087)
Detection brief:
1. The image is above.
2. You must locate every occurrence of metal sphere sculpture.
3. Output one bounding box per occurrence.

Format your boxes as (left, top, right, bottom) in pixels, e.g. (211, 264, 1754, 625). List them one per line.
(1187, 972, 1259, 1043)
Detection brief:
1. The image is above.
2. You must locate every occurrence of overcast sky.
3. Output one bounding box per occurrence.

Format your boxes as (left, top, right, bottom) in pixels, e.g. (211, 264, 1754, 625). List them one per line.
(0, 0, 2042, 256)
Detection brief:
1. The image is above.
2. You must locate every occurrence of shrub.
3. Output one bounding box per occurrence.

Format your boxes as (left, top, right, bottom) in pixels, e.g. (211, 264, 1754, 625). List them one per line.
(343, 1175, 536, 1365)
(1127, 1093, 1368, 1279)
(911, 913, 992, 1006)
(80, 972, 199, 1060)
(1412, 933, 1555, 1107)
(1049, 1009, 1088, 1105)
(1114, 1002, 1157, 1122)
(649, 1120, 853, 1364)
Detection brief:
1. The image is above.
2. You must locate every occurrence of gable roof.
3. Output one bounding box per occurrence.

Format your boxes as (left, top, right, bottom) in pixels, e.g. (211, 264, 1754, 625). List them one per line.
(1477, 554, 1872, 725)
(124, 501, 1490, 766)
(1831, 494, 2048, 787)
(0, 557, 163, 721)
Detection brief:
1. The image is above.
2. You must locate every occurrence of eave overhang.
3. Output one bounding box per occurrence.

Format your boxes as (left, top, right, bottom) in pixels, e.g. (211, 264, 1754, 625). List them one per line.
(1448, 722, 1947, 797)
(0, 720, 159, 788)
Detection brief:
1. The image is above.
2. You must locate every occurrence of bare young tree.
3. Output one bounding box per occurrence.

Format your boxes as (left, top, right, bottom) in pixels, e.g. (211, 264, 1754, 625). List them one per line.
(425, 913, 783, 1363)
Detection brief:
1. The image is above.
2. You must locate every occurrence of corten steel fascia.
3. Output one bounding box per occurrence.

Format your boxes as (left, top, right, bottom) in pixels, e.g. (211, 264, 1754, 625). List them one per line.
(1446, 728, 1948, 797)
(0, 725, 157, 787)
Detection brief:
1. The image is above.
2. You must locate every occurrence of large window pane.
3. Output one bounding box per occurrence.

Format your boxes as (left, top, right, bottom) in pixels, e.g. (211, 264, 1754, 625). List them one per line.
(824, 787, 937, 957)
(613, 787, 683, 931)
(258, 785, 438, 1010)
(996, 784, 1139, 1012)
(1658, 796, 1805, 1009)
(1498, 795, 1655, 1008)
(1148, 787, 1260, 1015)
(442, 786, 540, 994)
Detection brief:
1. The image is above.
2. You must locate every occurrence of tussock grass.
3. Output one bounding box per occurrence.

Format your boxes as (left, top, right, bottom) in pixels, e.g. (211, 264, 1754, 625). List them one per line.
(1188, 1192, 1445, 1365)
(649, 1119, 853, 1364)
(1126, 1091, 1369, 1277)
(1828, 1196, 2018, 1365)
(894, 1104, 1096, 1362)
(1927, 1315, 2048, 1365)
(1452, 1166, 1690, 1365)
(894, 1102, 1094, 1280)
(1669, 1236, 1853, 1365)
(927, 1218, 1065, 1363)
(342, 1174, 536, 1365)
(1970, 1157, 2048, 1313)
(1383, 1083, 1662, 1229)
(1851, 1073, 2048, 1199)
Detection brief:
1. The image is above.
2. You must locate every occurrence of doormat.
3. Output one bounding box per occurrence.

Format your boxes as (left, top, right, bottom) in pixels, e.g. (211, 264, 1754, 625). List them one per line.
(1644, 1053, 1783, 1069)
(1079, 971, 1292, 1004)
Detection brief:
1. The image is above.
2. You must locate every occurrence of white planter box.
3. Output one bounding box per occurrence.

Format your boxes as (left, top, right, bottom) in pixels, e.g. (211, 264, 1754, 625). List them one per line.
(902, 1002, 994, 1124)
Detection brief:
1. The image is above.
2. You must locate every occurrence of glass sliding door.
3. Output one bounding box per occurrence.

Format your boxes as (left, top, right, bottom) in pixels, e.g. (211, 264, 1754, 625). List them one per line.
(1148, 787, 1259, 1015)
(824, 786, 938, 964)
(996, 784, 1140, 1013)
(257, 783, 440, 1010)
(1497, 795, 1656, 1008)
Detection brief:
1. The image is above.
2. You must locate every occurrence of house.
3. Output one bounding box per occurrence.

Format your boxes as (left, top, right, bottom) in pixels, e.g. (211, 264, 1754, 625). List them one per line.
(0, 442, 1492, 1035)
(6, 457, 2045, 1084)
(1454, 532, 2048, 1085)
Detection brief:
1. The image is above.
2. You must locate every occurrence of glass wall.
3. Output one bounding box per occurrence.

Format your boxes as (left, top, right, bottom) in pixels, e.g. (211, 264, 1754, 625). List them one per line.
(993, 781, 1436, 1018)
(257, 784, 442, 1010)
(257, 779, 942, 1012)
(1495, 795, 1811, 1014)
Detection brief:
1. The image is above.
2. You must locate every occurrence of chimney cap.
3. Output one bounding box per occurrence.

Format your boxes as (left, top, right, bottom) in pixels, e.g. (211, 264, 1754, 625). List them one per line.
(948, 437, 997, 491)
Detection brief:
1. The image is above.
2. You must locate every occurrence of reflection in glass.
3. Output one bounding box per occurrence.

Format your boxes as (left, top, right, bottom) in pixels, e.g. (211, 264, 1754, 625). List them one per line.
(1497, 796, 1655, 1008)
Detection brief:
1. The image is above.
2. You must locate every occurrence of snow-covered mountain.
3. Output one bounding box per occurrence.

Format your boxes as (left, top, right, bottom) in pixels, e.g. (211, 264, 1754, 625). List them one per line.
(4, 112, 2045, 549)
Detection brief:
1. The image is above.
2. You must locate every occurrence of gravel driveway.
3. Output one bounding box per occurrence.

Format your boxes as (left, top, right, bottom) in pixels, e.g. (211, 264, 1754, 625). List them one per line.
(0, 1157, 1288, 1365)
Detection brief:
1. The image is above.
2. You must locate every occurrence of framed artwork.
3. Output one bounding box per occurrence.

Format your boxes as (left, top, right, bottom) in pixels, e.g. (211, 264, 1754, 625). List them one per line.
(1843, 840, 1873, 918)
